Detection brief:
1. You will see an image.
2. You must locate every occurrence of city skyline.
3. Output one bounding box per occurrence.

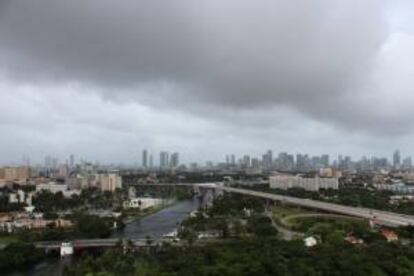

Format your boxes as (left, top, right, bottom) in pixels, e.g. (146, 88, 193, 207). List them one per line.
(3, 148, 413, 170)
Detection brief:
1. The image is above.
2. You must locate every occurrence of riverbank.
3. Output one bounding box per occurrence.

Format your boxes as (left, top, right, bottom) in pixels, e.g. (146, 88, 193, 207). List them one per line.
(122, 198, 177, 224)
(113, 199, 199, 240)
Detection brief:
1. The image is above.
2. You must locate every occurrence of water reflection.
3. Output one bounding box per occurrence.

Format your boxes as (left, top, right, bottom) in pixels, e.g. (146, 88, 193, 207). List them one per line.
(113, 198, 199, 239)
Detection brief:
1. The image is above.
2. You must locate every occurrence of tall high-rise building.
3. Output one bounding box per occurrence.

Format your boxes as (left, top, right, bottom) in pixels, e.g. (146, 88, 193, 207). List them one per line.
(142, 149, 148, 168)
(261, 150, 273, 169)
(149, 154, 154, 168)
(45, 155, 52, 169)
(267, 150, 273, 167)
(251, 158, 260, 168)
(393, 149, 401, 168)
(230, 154, 236, 165)
(242, 155, 251, 167)
(69, 154, 75, 169)
(321, 154, 329, 168)
(344, 156, 352, 170)
(170, 152, 180, 168)
(403, 157, 412, 170)
(296, 154, 305, 171)
(160, 151, 169, 168)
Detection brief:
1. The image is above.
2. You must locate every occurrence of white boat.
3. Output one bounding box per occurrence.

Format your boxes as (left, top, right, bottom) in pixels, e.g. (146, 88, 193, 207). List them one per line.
(163, 230, 178, 238)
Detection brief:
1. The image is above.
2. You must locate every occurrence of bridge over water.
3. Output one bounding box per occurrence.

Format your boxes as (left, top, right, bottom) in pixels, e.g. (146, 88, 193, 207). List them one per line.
(34, 238, 172, 251)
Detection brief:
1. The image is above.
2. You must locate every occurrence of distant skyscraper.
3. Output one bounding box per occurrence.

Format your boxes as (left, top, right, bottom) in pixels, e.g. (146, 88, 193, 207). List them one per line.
(45, 155, 52, 169)
(160, 151, 169, 168)
(321, 154, 329, 168)
(262, 150, 273, 169)
(69, 154, 75, 168)
(170, 152, 180, 168)
(242, 155, 251, 167)
(343, 156, 352, 170)
(403, 157, 412, 170)
(338, 155, 344, 169)
(230, 154, 236, 165)
(267, 150, 273, 166)
(149, 154, 154, 168)
(296, 154, 305, 171)
(393, 149, 401, 168)
(142, 149, 148, 168)
(251, 158, 260, 169)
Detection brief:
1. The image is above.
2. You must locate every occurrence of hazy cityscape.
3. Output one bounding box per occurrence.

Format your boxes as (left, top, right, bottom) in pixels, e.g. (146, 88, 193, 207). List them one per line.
(2, 1, 414, 275)
(2, 146, 414, 274)
(6, 148, 412, 173)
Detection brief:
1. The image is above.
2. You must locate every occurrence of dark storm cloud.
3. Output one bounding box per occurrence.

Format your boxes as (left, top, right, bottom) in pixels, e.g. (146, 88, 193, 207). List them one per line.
(0, 0, 397, 133)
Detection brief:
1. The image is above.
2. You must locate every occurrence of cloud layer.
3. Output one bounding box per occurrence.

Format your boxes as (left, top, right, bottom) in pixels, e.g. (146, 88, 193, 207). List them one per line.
(0, 0, 414, 164)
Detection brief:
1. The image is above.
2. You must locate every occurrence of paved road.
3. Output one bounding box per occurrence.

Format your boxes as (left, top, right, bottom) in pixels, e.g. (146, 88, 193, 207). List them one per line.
(210, 185, 414, 227)
(265, 211, 302, 241)
(138, 183, 414, 226)
(34, 238, 172, 249)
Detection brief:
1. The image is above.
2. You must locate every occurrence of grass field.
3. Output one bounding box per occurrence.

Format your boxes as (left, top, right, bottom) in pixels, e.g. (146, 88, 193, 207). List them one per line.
(0, 235, 19, 245)
(271, 205, 315, 219)
(287, 215, 368, 233)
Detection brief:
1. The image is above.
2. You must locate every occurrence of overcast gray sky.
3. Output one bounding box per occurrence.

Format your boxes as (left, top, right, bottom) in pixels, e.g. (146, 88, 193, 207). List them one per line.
(1, 0, 414, 165)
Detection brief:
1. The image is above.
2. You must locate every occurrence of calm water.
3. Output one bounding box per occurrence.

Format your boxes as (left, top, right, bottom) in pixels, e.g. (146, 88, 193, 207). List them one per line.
(112, 199, 199, 240)
(6, 199, 200, 276)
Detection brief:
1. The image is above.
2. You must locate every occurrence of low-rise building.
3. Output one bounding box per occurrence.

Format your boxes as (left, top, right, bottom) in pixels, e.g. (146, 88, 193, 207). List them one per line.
(345, 232, 364, 245)
(319, 168, 343, 178)
(36, 183, 81, 198)
(381, 229, 399, 242)
(66, 173, 90, 190)
(123, 197, 163, 210)
(374, 183, 414, 194)
(17, 190, 25, 202)
(0, 166, 31, 184)
(94, 173, 122, 192)
(389, 195, 414, 205)
(269, 174, 339, 191)
(8, 193, 18, 204)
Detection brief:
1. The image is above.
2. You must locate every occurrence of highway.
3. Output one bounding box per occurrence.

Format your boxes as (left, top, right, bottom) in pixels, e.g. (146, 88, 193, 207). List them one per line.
(205, 184, 414, 227)
(138, 182, 414, 226)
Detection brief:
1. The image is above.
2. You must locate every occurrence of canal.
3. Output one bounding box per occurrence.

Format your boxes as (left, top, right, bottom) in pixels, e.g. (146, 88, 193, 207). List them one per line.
(113, 199, 199, 239)
(6, 199, 200, 276)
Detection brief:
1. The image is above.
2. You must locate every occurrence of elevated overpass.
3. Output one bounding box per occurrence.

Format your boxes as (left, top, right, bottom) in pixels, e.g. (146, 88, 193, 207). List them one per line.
(34, 238, 168, 250)
(216, 185, 414, 226)
(140, 182, 414, 227)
